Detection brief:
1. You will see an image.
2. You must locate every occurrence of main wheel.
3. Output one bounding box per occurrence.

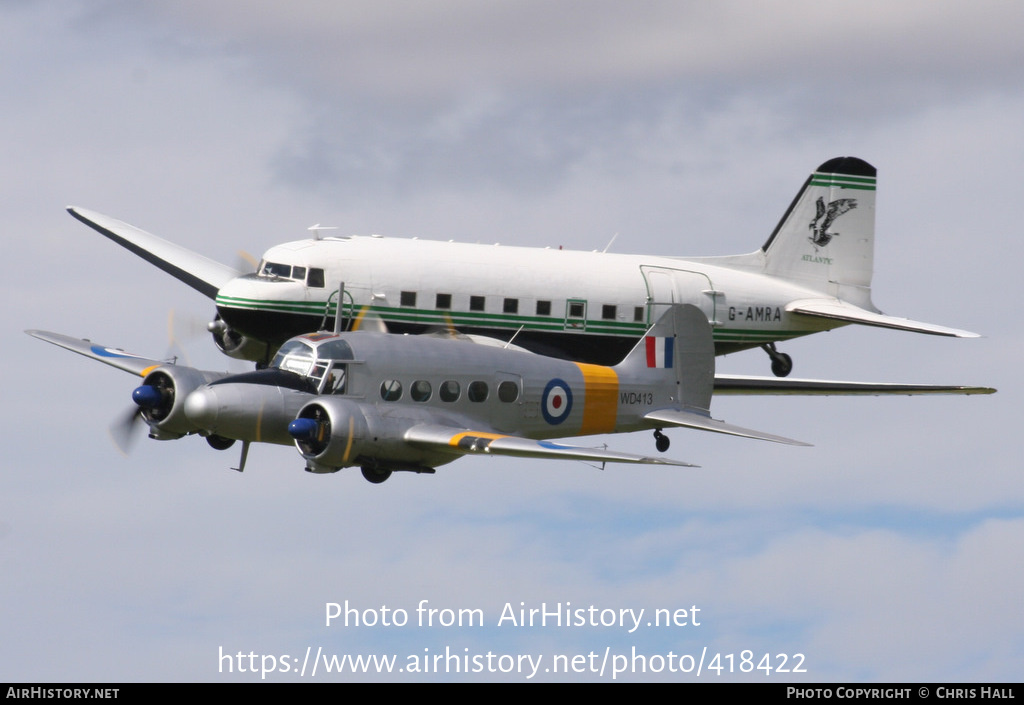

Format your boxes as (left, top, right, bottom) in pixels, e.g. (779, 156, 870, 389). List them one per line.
(361, 466, 392, 484)
(771, 352, 793, 378)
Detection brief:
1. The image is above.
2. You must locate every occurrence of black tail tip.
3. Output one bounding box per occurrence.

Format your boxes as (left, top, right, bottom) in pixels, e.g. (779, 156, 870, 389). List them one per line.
(816, 156, 876, 177)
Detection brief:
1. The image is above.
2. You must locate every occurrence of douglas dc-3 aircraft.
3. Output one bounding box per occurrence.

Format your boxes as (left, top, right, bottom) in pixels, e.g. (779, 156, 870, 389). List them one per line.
(67, 157, 979, 375)
(27, 306, 993, 481)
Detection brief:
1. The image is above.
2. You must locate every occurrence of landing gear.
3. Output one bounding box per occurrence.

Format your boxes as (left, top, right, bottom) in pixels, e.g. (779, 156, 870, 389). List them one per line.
(653, 429, 670, 453)
(761, 343, 793, 377)
(361, 466, 392, 484)
(206, 434, 235, 450)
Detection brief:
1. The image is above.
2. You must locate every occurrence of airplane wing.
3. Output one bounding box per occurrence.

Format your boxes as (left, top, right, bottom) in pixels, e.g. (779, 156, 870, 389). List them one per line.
(714, 375, 996, 396)
(26, 329, 167, 377)
(787, 298, 980, 337)
(67, 207, 240, 300)
(642, 409, 811, 446)
(404, 425, 698, 467)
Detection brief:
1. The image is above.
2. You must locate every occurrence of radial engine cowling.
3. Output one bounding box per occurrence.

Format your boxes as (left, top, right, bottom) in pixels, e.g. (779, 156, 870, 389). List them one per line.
(288, 399, 371, 474)
(208, 313, 269, 362)
(132, 366, 220, 440)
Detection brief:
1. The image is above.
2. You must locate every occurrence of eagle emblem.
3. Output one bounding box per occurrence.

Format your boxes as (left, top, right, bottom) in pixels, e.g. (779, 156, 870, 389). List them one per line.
(808, 197, 857, 248)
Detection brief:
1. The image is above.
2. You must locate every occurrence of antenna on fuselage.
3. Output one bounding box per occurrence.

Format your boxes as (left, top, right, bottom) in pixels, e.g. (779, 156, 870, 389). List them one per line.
(308, 224, 338, 241)
(334, 282, 346, 334)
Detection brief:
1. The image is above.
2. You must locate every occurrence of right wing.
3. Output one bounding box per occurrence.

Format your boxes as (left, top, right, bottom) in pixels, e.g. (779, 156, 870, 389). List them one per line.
(67, 207, 240, 300)
(714, 375, 996, 396)
(404, 425, 698, 467)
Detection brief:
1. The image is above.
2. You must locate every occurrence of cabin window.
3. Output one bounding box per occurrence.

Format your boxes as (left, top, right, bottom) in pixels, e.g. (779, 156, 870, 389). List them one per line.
(380, 379, 403, 401)
(536, 300, 551, 316)
(470, 296, 485, 312)
(436, 293, 452, 309)
(634, 306, 644, 322)
(411, 380, 432, 402)
(602, 304, 617, 320)
(498, 381, 519, 403)
(468, 381, 489, 402)
(440, 380, 460, 402)
(400, 291, 417, 307)
(568, 301, 585, 318)
(503, 298, 519, 314)
(307, 268, 325, 288)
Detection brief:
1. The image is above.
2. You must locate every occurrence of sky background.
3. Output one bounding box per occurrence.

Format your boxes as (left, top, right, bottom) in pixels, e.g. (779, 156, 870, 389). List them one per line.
(3, 1, 1021, 682)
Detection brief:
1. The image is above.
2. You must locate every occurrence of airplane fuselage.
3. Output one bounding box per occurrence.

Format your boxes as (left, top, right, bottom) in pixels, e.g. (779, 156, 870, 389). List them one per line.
(215, 236, 839, 364)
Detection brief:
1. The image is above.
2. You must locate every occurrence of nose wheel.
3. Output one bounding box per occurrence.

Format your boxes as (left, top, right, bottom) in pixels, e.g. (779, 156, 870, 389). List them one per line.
(653, 429, 670, 453)
(761, 343, 793, 377)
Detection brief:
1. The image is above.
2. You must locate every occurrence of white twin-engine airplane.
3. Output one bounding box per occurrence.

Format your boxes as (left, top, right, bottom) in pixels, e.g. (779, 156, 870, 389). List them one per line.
(69, 157, 978, 375)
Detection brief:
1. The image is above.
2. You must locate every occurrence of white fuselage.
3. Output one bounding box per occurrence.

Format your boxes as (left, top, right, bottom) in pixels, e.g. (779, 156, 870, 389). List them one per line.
(215, 236, 838, 364)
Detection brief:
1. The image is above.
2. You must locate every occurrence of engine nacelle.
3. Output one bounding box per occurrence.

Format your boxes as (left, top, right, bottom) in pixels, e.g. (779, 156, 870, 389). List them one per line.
(133, 366, 221, 440)
(208, 313, 268, 362)
(289, 399, 371, 473)
(289, 399, 463, 475)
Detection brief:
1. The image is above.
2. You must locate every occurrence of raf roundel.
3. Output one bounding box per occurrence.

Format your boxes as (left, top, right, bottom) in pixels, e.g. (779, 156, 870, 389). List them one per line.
(541, 378, 573, 425)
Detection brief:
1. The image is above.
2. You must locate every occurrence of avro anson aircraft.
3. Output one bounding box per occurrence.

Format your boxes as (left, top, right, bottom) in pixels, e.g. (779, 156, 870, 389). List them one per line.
(27, 306, 993, 481)
(67, 157, 979, 374)
(28, 307, 805, 480)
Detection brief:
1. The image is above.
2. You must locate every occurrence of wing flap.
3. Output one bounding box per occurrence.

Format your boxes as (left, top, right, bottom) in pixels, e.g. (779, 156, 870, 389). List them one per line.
(67, 207, 240, 300)
(643, 408, 811, 446)
(715, 374, 996, 396)
(26, 330, 167, 377)
(404, 425, 697, 467)
(787, 298, 980, 338)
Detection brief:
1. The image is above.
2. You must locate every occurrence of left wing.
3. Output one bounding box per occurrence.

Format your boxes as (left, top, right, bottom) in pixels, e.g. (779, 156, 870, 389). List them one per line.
(26, 330, 167, 377)
(404, 425, 698, 467)
(714, 374, 996, 396)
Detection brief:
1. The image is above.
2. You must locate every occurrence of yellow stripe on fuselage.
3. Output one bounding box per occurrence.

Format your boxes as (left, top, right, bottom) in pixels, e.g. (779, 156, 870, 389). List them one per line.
(574, 363, 618, 435)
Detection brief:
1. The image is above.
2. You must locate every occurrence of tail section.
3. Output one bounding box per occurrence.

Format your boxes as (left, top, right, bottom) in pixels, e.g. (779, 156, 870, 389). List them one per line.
(761, 157, 877, 306)
(616, 304, 715, 414)
(616, 305, 810, 445)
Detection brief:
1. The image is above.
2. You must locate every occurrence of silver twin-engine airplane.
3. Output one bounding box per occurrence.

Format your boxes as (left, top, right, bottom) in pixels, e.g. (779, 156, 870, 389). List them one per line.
(67, 157, 979, 375)
(27, 305, 993, 481)
(27, 307, 809, 481)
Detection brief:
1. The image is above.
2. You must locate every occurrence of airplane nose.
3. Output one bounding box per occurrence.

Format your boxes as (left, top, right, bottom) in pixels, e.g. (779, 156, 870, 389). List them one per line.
(184, 387, 218, 427)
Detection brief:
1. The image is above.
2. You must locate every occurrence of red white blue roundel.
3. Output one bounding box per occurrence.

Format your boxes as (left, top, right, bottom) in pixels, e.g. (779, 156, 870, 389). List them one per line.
(541, 378, 573, 425)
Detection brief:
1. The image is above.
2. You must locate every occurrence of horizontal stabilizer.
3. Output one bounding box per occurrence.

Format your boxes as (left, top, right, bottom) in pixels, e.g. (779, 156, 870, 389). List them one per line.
(404, 425, 697, 467)
(643, 408, 810, 446)
(67, 207, 240, 300)
(25, 329, 167, 377)
(715, 374, 996, 396)
(787, 299, 980, 338)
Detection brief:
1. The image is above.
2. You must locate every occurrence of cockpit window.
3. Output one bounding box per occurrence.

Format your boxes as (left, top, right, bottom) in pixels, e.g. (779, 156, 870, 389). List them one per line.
(271, 339, 316, 375)
(261, 261, 292, 278)
(316, 339, 354, 361)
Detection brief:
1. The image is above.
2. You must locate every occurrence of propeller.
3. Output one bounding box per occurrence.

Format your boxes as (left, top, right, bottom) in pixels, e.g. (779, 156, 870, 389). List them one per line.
(107, 378, 174, 455)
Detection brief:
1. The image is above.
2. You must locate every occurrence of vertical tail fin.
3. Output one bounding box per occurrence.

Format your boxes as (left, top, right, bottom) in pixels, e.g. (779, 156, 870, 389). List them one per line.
(761, 157, 877, 306)
(616, 304, 715, 414)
